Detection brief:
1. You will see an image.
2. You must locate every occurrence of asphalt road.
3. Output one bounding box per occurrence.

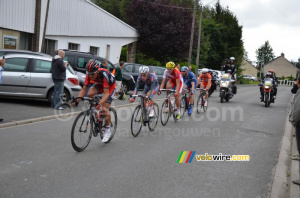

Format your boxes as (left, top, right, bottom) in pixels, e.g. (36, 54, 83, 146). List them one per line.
(0, 86, 292, 198)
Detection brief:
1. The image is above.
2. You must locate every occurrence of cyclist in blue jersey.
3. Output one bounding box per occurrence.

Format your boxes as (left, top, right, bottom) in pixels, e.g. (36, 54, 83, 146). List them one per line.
(129, 66, 159, 117)
(181, 66, 197, 115)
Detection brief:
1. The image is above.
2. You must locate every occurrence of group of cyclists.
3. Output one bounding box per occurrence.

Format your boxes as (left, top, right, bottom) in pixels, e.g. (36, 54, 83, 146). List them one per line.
(71, 57, 278, 143)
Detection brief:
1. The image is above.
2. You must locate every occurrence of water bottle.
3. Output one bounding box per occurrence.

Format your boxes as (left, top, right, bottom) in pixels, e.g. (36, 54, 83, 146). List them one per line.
(171, 100, 174, 109)
(92, 107, 99, 122)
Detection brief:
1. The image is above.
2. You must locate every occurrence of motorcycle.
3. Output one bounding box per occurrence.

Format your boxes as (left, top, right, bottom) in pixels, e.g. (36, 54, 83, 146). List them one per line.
(260, 78, 274, 107)
(219, 73, 235, 103)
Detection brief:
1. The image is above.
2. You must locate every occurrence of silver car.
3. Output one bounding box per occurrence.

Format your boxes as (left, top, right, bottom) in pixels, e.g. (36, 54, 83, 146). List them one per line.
(0, 54, 82, 103)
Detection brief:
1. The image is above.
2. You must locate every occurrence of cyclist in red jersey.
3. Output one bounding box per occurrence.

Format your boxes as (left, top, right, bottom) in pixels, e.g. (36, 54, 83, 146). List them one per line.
(72, 59, 116, 143)
(158, 61, 184, 119)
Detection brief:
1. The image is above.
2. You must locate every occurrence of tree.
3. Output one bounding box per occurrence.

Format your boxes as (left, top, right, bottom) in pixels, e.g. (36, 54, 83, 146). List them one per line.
(255, 40, 275, 69)
(125, 0, 194, 62)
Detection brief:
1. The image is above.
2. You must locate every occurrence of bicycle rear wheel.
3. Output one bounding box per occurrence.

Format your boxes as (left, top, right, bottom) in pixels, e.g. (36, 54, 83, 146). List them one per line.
(196, 95, 202, 114)
(180, 97, 186, 117)
(203, 99, 208, 112)
(161, 100, 170, 126)
(71, 111, 92, 152)
(148, 102, 159, 131)
(131, 105, 143, 137)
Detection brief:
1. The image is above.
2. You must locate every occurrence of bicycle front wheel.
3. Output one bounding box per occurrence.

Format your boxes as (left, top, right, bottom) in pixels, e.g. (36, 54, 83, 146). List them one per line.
(106, 107, 117, 143)
(148, 102, 159, 131)
(180, 97, 186, 117)
(161, 100, 170, 126)
(131, 105, 143, 137)
(196, 95, 202, 114)
(71, 111, 92, 152)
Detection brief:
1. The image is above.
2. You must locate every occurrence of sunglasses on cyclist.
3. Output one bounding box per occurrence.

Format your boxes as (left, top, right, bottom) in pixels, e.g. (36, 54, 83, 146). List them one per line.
(88, 72, 97, 76)
(140, 74, 147, 77)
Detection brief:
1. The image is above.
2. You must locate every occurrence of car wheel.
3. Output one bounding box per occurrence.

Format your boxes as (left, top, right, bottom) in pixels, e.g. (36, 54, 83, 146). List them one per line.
(121, 82, 129, 94)
(48, 88, 71, 104)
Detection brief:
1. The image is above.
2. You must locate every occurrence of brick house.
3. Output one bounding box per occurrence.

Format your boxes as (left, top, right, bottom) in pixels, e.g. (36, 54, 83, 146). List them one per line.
(264, 53, 299, 78)
(240, 58, 258, 77)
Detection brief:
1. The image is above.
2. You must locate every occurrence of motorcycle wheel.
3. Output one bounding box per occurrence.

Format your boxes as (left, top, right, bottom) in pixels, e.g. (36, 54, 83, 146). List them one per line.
(265, 93, 269, 107)
(220, 92, 224, 103)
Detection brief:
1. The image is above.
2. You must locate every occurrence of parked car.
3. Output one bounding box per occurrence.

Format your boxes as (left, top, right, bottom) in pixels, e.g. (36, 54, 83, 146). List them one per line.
(117, 62, 166, 89)
(240, 74, 257, 81)
(61, 50, 135, 93)
(0, 54, 81, 103)
(0, 49, 52, 58)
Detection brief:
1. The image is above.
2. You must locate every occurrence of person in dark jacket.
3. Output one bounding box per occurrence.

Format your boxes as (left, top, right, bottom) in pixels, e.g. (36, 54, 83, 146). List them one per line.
(51, 50, 67, 110)
(292, 78, 299, 94)
(290, 76, 300, 185)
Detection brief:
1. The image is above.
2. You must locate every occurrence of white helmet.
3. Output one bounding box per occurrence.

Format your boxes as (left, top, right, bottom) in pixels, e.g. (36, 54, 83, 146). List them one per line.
(202, 68, 208, 73)
(139, 66, 149, 73)
(230, 57, 235, 60)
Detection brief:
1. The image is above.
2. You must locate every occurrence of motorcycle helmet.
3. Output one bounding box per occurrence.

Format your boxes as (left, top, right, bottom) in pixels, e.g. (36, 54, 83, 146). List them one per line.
(230, 57, 235, 60)
(268, 69, 274, 74)
(266, 72, 272, 78)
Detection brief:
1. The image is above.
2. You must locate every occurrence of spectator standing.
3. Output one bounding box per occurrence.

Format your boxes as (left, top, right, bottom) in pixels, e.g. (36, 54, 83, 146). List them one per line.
(114, 61, 124, 99)
(100, 60, 108, 69)
(290, 76, 300, 185)
(0, 58, 5, 122)
(51, 50, 67, 110)
(291, 78, 299, 94)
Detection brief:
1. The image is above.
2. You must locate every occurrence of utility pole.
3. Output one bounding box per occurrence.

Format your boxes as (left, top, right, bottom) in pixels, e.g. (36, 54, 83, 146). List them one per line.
(195, 2, 202, 77)
(188, 0, 197, 67)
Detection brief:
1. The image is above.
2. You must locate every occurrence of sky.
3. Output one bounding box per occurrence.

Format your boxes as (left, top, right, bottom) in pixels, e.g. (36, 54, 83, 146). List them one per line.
(204, 0, 300, 63)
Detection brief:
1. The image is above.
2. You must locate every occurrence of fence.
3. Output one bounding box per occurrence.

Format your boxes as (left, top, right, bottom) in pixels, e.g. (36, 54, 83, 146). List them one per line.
(278, 80, 294, 86)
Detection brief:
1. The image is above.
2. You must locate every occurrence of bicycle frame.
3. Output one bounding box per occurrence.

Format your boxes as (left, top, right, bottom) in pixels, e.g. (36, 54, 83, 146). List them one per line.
(132, 94, 151, 123)
(160, 89, 176, 115)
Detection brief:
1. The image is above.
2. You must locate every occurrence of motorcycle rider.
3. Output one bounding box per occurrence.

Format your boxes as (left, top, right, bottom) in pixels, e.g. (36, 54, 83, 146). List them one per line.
(181, 66, 197, 116)
(259, 72, 275, 102)
(197, 68, 211, 107)
(267, 69, 278, 99)
(129, 66, 159, 117)
(208, 69, 217, 96)
(223, 57, 237, 94)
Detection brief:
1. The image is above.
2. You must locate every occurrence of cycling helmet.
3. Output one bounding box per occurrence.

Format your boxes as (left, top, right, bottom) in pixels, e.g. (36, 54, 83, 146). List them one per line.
(230, 57, 235, 60)
(181, 66, 188, 72)
(202, 68, 208, 73)
(86, 59, 100, 74)
(208, 69, 212, 73)
(139, 66, 150, 73)
(166, 61, 175, 69)
(268, 69, 274, 74)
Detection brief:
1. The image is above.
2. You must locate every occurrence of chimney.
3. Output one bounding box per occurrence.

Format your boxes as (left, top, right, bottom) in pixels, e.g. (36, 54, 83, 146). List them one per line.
(281, 53, 285, 57)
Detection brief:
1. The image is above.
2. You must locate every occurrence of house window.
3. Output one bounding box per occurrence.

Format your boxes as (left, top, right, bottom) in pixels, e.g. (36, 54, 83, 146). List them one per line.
(90, 46, 99, 55)
(68, 43, 79, 50)
(106, 45, 110, 60)
(44, 39, 56, 56)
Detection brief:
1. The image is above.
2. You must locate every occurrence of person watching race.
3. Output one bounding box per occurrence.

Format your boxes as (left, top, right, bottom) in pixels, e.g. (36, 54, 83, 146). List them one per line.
(197, 68, 211, 107)
(158, 61, 184, 120)
(181, 66, 197, 116)
(72, 59, 116, 143)
(129, 66, 159, 117)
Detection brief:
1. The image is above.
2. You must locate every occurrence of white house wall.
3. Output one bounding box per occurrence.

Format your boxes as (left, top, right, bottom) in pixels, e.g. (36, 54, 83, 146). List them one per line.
(46, 0, 138, 38)
(0, 0, 36, 33)
(46, 36, 137, 63)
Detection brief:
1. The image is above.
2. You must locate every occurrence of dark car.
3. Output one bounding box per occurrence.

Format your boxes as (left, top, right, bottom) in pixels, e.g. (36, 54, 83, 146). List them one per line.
(61, 50, 135, 93)
(117, 62, 166, 89)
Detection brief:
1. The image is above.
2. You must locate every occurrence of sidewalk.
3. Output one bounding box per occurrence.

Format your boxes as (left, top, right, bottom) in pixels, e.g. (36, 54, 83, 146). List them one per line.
(270, 101, 299, 197)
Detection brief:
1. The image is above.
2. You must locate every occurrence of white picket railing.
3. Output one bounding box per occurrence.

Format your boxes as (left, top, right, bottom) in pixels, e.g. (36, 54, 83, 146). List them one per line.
(278, 80, 294, 86)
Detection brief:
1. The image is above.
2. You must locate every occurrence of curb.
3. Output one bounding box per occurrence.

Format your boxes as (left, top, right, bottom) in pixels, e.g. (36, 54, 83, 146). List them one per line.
(0, 98, 166, 130)
(269, 108, 293, 197)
